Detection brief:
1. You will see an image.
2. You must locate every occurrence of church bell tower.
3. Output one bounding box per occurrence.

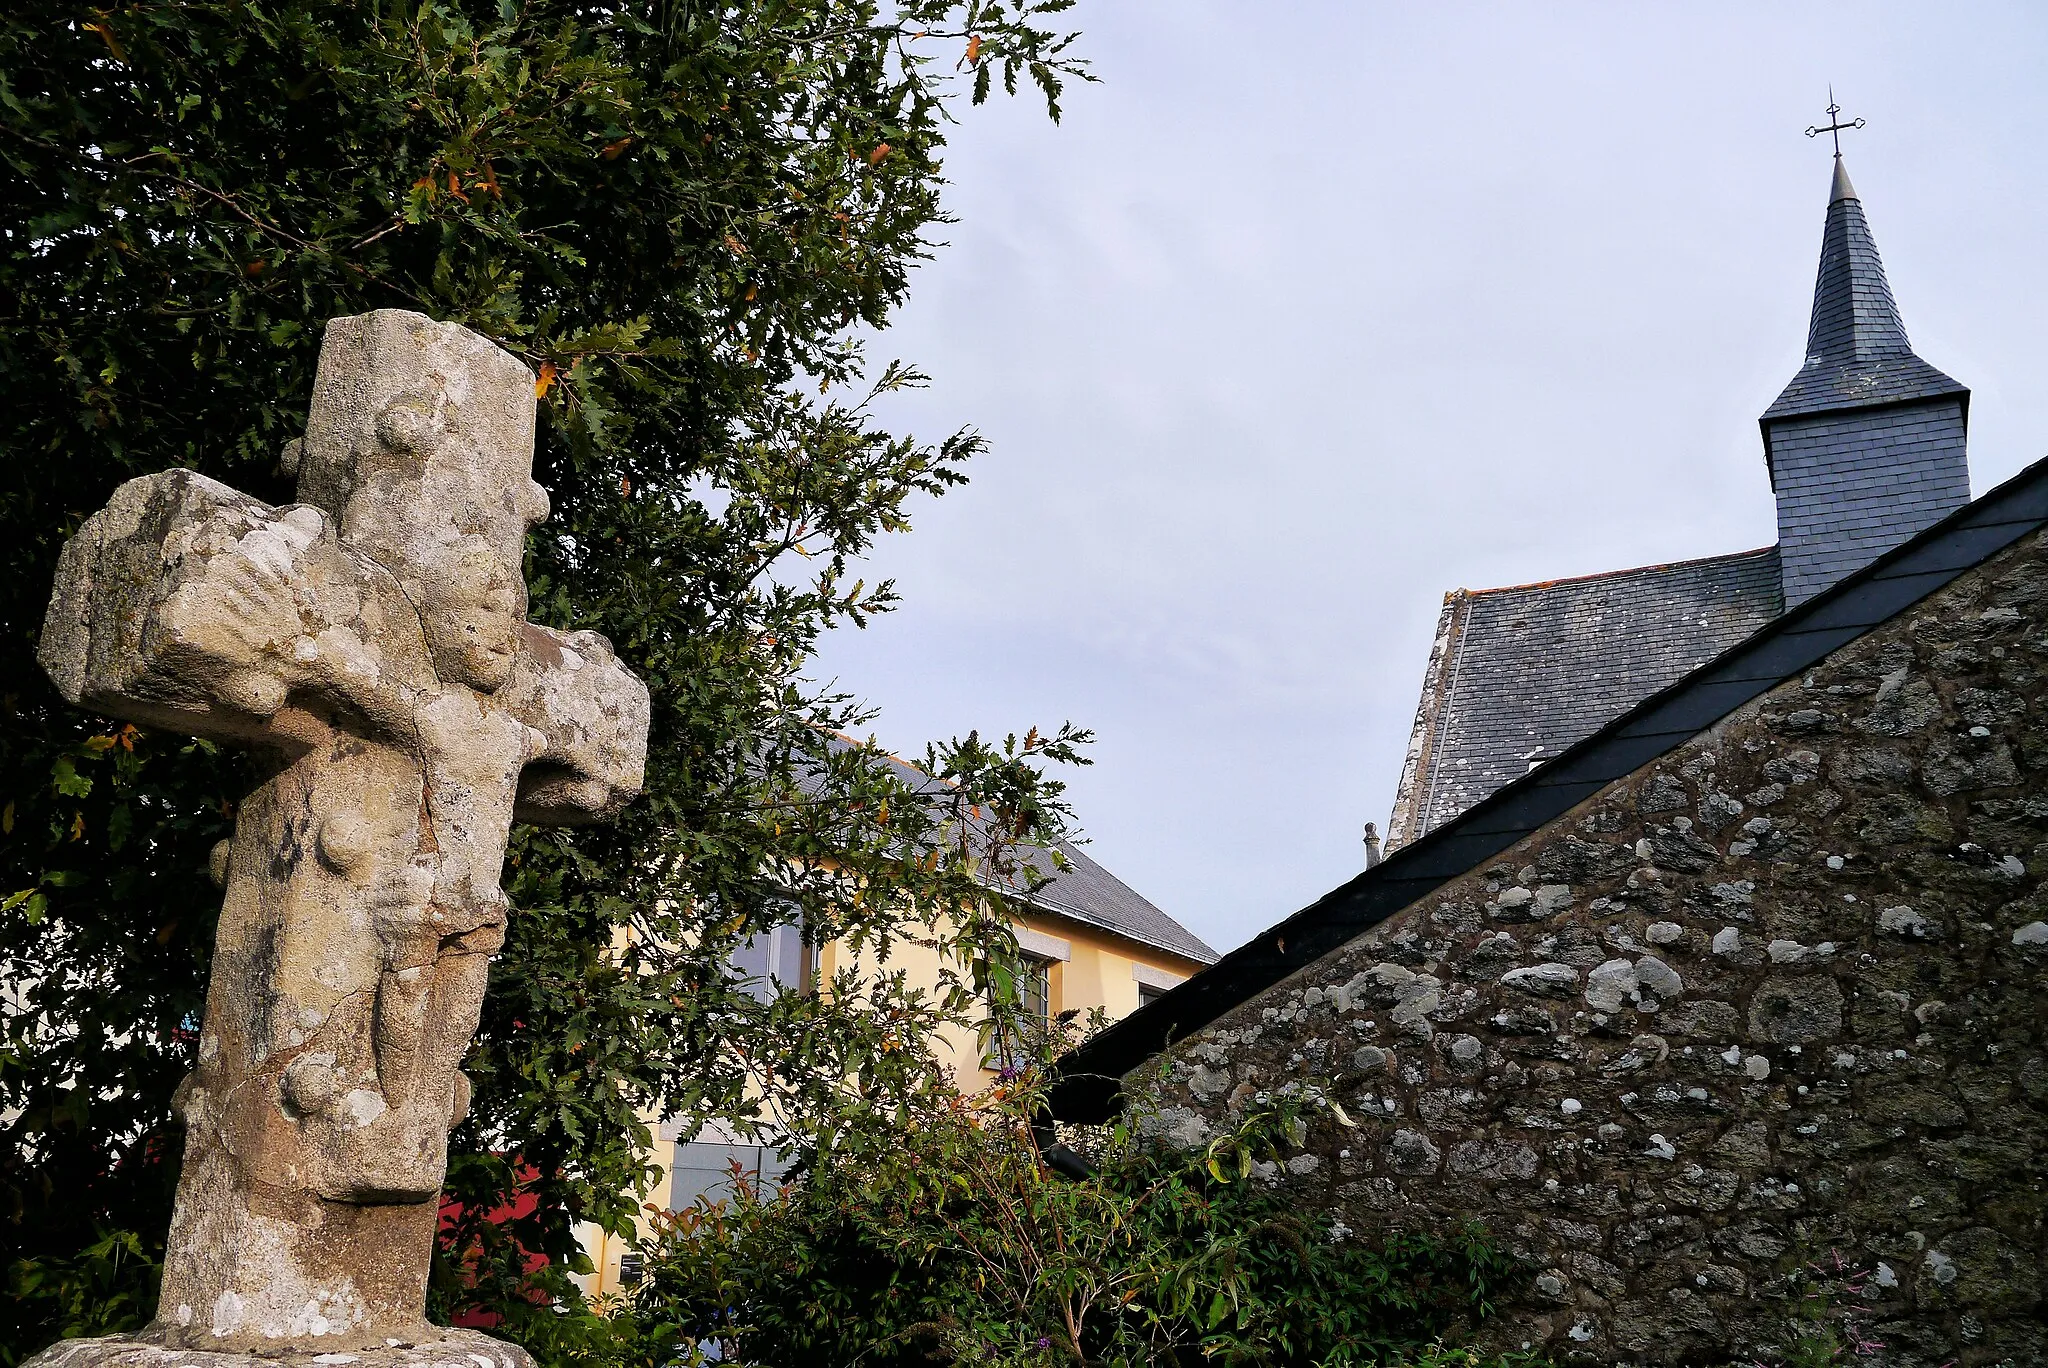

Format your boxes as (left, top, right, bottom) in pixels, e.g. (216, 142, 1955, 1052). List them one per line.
(1761, 118, 1971, 607)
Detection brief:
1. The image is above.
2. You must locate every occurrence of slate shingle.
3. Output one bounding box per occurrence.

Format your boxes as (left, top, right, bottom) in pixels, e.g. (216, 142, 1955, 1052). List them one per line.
(1390, 548, 1783, 842)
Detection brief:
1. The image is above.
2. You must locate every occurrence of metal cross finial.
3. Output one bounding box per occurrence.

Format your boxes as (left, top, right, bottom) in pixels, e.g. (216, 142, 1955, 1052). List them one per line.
(1805, 87, 1865, 158)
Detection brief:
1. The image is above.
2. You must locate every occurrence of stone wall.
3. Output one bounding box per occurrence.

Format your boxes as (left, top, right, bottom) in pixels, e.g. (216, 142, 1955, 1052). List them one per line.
(1134, 530, 2048, 1365)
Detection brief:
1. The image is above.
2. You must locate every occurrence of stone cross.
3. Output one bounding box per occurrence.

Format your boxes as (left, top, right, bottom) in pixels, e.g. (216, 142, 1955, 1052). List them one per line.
(35, 311, 650, 1363)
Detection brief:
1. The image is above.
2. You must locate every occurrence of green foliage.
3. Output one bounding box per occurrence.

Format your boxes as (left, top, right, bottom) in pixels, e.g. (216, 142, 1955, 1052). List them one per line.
(0, 1, 1090, 1361)
(620, 1049, 1538, 1367)
(1759, 1249, 1889, 1367)
(2, 1229, 155, 1350)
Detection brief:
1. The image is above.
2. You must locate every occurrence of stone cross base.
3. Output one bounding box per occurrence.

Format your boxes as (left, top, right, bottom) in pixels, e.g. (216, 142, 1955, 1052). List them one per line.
(23, 1331, 534, 1368)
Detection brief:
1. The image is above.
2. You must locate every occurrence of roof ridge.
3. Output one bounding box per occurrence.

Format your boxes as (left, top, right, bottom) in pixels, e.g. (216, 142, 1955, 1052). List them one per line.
(1458, 545, 1779, 598)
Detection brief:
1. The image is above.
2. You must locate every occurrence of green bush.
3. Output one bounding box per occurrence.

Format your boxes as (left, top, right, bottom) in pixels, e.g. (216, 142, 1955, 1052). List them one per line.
(621, 1053, 1540, 1368)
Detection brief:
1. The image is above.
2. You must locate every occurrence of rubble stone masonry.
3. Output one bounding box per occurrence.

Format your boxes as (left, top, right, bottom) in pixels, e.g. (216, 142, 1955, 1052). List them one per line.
(1134, 530, 2048, 1365)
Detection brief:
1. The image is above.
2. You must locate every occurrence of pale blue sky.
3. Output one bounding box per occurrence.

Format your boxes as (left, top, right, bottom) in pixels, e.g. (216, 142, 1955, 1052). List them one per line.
(809, 2, 2048, 954)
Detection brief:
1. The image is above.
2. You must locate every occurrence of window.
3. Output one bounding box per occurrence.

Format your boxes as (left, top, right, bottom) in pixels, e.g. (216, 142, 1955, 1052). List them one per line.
(985, 951, 1052, 1070)
(1018, 955, 1050, 1023)
(670, 1139, 794, 1211)
(1132, 964, 1186, 1012)
(728, 916, 813, 1002)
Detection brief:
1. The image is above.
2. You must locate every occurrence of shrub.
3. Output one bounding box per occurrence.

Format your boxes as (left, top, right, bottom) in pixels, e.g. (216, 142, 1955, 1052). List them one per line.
(624, 1047, 1539, 1368)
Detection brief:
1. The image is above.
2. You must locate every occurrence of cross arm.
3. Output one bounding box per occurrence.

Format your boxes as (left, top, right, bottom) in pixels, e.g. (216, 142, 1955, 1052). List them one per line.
(39, 469, 431, 746)
(503, 623, 651, 826)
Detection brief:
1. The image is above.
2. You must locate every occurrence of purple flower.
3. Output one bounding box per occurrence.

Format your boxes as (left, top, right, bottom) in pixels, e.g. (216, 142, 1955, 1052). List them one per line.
(1036, 1337, 1050, 1348)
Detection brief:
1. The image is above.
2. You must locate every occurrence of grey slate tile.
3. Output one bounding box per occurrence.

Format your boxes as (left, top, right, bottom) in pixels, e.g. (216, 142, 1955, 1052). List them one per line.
(810, 735, 1219, 965)
(1402, 547, 1783, 839)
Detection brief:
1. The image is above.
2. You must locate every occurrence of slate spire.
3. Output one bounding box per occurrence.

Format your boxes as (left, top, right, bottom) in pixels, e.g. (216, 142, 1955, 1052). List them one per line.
(1761, 157, 1972, 608)
(1764, 157, 1964, 421)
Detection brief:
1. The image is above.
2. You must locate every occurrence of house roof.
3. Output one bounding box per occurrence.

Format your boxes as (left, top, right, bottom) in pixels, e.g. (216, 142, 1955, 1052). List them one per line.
(1760, 158, 1967, 428)
(1047, 451, 2048, 1123)
(1387, 547, 1784, 845)
(815, 735, 1218, 967)
(1017, 845, 1219, 967)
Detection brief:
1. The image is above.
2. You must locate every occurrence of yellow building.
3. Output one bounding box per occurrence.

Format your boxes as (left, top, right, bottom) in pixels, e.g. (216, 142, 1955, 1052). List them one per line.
(577, 766, 1217, 1297)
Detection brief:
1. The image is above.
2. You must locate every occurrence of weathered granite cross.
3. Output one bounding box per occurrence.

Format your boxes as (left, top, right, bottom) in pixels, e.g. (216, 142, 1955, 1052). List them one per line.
(33, 311, 650, 1368)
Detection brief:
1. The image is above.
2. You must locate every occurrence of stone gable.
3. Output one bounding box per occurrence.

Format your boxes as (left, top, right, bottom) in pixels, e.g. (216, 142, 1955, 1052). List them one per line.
(1136, 529, 2048, 1365)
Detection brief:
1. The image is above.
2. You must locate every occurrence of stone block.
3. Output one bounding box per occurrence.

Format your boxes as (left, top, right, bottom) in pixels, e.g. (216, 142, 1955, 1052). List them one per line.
(1386, 1129, 1441, 1175)
(1501, 963, 1579, 997)
(1709, 1121, 1771, 1169)
(1446, 1139, 1538, 1181)
(1746, 976, 1844, 1043)
(23, 1333, 531, 1368)
(1656, 1000, 1741, 1038)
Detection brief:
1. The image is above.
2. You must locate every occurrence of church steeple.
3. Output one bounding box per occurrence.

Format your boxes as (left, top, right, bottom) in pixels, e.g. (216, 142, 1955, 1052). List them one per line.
(1761, 149, 1971, 607)
(1764, 157, 1963, 425)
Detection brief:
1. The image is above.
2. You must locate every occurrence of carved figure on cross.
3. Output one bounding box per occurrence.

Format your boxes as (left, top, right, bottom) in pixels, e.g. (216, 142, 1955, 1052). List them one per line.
(38, 311, 650, 1355)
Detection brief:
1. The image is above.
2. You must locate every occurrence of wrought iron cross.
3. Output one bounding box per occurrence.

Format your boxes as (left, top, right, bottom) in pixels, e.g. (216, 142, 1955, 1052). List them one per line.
(1805, 88, 1865, 158)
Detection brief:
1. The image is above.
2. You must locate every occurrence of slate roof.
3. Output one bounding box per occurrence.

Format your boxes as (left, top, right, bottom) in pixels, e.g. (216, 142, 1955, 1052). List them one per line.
(1386, 158, 1971, 847)
(1760, 159, 1967, 427)
(1049, 452, 2048, 1123)
(1388, 547, 1784, 845)
(1018, 843, 1220, 967)
(815, 734, 1218, 966)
